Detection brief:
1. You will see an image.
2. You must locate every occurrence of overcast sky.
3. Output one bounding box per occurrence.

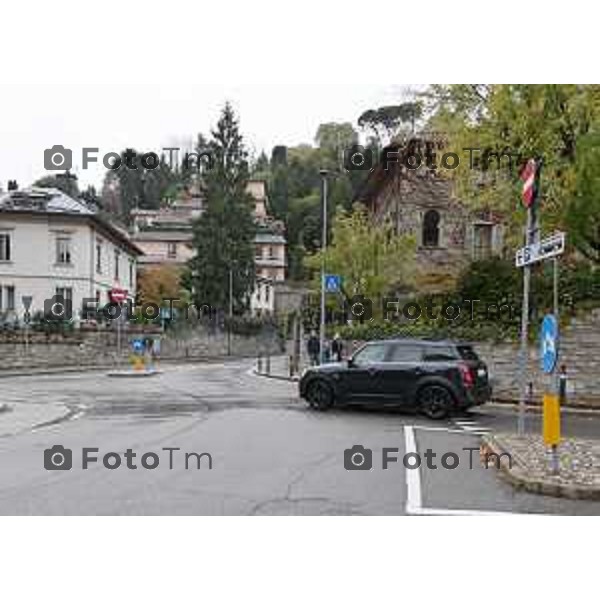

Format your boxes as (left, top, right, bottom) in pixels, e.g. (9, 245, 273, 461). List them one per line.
(0, 84, 414, 192)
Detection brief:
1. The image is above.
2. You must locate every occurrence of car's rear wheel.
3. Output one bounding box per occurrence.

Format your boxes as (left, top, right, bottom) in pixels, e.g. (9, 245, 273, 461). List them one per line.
(306, 380, 334, 411)
(419, 385, 453, 420)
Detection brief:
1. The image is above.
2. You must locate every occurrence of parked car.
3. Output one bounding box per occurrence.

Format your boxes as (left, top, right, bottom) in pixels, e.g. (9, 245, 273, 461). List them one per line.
(299, 338, 491, 419)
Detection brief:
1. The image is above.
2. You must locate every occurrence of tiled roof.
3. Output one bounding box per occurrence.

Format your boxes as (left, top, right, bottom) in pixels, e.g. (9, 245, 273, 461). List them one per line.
(0, 187, 94, 215)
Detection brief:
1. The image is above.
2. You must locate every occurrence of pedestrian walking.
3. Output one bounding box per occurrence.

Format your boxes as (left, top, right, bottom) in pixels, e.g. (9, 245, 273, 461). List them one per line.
(307, 330, 320, 366)
(331, 333, 344, 362)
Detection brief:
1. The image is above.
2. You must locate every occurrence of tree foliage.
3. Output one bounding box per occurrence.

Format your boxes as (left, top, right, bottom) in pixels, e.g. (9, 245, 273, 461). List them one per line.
(425, 84, 600, 250)
(358, 101, 423, 144)
(187, 103, 256, 312)
(304, 204, 416, 307)
(34, 171, 80, 197)
(137, 265, 185, 306)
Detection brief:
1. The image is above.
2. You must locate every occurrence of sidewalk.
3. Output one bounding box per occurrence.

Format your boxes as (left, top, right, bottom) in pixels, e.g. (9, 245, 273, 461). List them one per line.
(0, 402, 73, 436)
(253, 355, 299, 381)
(482, 434, 600, 500)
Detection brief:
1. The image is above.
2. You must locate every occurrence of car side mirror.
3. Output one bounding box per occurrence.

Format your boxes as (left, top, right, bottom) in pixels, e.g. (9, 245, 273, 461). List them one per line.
(347, 358, 355, 368)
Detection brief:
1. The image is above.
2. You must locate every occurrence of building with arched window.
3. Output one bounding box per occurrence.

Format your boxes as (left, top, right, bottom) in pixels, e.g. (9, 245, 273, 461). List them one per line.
(358, 140, 504, 292)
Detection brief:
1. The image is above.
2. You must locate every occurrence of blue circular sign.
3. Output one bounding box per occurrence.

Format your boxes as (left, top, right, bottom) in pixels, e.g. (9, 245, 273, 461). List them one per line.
(132, 339, 145, 353)
(540, 315, 559, 374)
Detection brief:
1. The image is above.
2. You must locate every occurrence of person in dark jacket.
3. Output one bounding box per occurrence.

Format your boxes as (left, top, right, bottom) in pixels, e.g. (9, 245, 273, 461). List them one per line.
(331, 333, 344, 362)
(307, 330, 320, 366)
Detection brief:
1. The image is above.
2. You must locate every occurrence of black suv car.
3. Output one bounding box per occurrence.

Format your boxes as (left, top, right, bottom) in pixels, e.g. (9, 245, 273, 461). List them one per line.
(299, 339, 491, 419)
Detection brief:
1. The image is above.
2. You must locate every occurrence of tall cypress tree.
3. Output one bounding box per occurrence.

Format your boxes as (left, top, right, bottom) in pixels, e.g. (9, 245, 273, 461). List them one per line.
(188, 103, 256, 312)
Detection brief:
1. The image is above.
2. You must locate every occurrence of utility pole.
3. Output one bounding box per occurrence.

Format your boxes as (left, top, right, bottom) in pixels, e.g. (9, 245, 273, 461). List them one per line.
(319, 169, 329, 365)
(227, 266, 233, 356)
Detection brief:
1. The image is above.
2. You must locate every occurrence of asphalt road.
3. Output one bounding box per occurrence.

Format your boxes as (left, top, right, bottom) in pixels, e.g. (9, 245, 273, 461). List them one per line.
(0, 360, 599, 515)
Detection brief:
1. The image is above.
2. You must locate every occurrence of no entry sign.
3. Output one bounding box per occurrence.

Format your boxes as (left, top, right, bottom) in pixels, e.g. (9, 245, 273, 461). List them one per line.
(109, 288, 128, 303)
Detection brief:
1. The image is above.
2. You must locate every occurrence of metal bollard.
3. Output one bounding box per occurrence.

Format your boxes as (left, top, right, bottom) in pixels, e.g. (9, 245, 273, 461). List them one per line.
(266, 354, 271, 375)
(257, 355, 262, 373)
(559, 364, 567, 404)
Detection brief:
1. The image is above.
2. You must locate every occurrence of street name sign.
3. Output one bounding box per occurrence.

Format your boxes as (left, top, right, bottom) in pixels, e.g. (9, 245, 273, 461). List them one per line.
(515, 232, 565, 268)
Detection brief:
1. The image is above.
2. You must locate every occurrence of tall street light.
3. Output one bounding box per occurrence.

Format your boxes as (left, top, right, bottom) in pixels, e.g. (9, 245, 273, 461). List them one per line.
(319, 169, 329, 365)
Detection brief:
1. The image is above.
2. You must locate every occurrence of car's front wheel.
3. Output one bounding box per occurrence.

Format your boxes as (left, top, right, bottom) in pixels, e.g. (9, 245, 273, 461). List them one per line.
(305, 380, 334, 411)
(418, 385, 453, 420)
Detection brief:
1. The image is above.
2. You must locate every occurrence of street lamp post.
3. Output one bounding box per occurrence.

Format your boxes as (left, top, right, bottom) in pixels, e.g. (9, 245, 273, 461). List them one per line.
(228, 266, 233, 356)
(319, 169, 329, 365)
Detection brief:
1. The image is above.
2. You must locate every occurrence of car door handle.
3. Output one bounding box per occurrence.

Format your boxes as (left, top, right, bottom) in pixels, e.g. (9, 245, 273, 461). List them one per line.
(414, 368, 424, 376)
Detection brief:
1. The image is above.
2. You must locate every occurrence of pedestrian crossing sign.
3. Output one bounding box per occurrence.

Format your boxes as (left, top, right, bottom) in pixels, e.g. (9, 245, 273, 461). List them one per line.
(324, 274, 342, 293)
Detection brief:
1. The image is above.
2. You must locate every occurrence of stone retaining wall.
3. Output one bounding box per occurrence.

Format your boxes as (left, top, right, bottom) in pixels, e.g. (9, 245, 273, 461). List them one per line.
(0, 328, 282, 371)
(475, 309, 600, 404)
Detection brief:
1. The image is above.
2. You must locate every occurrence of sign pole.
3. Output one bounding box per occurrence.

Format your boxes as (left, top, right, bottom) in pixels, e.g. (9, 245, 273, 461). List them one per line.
(551, 256, 561, 474)
(518, 208, 532, 436)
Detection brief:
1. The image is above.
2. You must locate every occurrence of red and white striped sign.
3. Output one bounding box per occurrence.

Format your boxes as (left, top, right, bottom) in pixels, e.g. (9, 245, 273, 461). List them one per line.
(109, 288, 128, 303)
(520, 159, 538, 208)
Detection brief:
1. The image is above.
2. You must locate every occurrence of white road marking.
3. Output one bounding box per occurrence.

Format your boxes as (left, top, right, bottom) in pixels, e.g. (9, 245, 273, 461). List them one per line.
(403, 425, 519, 516)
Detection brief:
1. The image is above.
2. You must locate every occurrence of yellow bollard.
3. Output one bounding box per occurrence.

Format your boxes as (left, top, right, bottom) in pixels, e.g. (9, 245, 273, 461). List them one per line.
(543, 394, 561, 446)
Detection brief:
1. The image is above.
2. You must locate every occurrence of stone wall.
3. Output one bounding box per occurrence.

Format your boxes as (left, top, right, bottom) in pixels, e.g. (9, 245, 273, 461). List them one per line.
(0, 327, 282, 372)
(475, 309, 600, 404)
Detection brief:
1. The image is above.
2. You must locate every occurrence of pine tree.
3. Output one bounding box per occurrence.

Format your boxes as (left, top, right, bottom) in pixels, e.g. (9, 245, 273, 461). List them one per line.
(188, 103, 256, 312)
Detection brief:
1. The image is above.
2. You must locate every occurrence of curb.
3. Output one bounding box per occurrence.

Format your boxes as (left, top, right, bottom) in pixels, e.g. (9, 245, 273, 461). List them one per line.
(481, 435, 600, 501)
(0, 355, 262, 379)
(491, 396, 600, 412)
(252, 369, 298, 382)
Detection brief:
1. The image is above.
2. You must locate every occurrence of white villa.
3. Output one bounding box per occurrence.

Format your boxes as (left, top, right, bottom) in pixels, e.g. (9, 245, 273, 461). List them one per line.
(0, 186, 142, 323)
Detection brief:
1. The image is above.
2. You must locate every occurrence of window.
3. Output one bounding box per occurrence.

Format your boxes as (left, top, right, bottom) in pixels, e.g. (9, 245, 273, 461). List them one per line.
(473, 224, 493, 260)
(255, 246, 262, 260)
(96, 242, 102, 274)
(0, 233, 12, 261)
(423, 346, 458, 362)
(55, 287, 72, 304)
(265, 284, 270, 303)
(56, 237, 72, 264)
(422, 210, 440, 247)
(129, 260, 134, 288)
(268, 246, 275, 259)
(387, 343, 422, 362)
(114, 249, 120, 280)
(352, 343, 388, 366)
(6, 286, 15, 310)
(0, 285, 15, 311)
(167, 243, 177, 259)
